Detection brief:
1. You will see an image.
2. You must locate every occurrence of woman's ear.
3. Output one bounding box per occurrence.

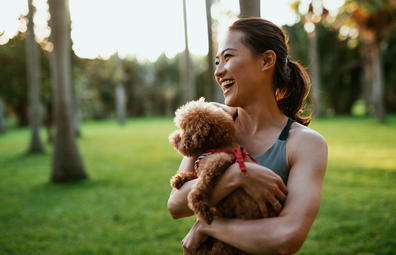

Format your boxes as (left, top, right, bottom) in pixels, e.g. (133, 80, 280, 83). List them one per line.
(261, 50, 276, 71)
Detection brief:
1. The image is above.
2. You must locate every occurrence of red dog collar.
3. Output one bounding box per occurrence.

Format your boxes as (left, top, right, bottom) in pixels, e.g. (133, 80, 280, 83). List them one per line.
(194, 146, 257, 178)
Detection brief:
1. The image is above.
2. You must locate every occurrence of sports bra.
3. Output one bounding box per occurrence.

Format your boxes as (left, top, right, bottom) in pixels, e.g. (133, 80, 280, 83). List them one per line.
(233, 109, 294, 185)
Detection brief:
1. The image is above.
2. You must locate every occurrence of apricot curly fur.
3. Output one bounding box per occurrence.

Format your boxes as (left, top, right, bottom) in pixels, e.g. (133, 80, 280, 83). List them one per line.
(169, 98, 276, 255)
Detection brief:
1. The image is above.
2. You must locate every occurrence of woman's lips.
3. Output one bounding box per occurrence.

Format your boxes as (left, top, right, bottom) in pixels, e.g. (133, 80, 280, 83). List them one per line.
(223, 83, 234, 94)
(221, 79, 235, 94)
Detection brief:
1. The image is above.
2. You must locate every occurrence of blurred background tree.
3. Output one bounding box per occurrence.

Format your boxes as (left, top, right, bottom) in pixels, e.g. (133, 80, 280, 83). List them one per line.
(48, 0, 87, 182)
(239, 0, 260, 18)
(340, 0, 396, 121)
(26, 0, 44, 153)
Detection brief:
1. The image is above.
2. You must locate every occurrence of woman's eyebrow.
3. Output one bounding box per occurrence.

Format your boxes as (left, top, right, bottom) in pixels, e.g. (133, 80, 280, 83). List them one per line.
(215, 48, 237, 58)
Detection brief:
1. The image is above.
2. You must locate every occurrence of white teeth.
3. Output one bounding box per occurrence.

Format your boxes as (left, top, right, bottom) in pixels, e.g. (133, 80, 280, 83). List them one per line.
(221, 79, 235, 87)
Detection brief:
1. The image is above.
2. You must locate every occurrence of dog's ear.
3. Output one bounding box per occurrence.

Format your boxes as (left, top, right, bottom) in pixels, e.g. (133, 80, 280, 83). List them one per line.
(169, 130, 187, 155)
(182, 121, 209, 153)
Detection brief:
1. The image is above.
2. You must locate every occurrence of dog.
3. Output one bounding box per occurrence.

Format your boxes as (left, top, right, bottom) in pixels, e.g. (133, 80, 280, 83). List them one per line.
(169, 98, 271, 255)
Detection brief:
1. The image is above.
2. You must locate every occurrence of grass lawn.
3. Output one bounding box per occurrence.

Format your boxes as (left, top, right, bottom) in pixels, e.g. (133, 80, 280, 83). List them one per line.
(0, 116, 395, 254)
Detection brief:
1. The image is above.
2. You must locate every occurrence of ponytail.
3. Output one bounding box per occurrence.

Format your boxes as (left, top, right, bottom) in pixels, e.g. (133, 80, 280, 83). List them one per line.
(276, 59, 311, 126)
(229, 18, 312, 126)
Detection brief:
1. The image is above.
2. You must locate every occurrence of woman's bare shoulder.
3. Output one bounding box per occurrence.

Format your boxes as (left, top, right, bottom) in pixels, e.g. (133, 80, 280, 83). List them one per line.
(288, 121, 327, 147)
(286, 121, 328, 170)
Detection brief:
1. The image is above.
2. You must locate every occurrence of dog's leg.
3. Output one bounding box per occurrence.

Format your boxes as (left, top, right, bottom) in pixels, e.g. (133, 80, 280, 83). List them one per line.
(188, 153, 234, 224)
(170, 172, 196, 189)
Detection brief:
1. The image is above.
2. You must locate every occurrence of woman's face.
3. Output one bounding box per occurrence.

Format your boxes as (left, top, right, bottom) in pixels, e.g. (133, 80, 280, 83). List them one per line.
(215, 31, 266, 107)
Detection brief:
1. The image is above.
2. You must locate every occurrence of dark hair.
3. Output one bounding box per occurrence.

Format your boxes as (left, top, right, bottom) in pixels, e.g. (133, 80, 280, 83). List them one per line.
(229, 18, 311, 126)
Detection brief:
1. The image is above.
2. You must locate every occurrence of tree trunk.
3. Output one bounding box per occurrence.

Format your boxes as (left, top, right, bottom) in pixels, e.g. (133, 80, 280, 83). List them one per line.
(26, 0, 44, 153)
(307, 28, 322, 118)
(114, 54, 126, 125)
(371, 38, 385, 121)
(360, 29, 385, 120)
(48, 0, 87, 182)
(0, 98, 6, 134)
(181, 0, 195, 102)
(361, 37, 373, 114)
(239, 0, 260, 18)
(205, 0, 215, 102)
(73, 89, 82, 136)
(47, 18, 57, 144)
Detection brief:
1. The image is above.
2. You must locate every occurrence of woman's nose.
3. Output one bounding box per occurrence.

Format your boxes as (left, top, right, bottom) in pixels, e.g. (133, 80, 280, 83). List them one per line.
(215, 65, 225, 78)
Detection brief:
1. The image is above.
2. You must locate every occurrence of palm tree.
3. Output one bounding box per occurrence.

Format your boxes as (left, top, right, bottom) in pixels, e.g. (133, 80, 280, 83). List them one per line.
(180, 0, 195, 102)
(206, 0, 223, 103)
(290, 2, 325, 118)
(0, 98, 5, 134)
(205, 0, 216, 102)
(48, 0, 87, 182)
(26, 0, 44, 152)
(346, 1, 396, 121)
(305, 4, 324, 118)
(114, 53, 126, 125)
(239, 0, 260, 18)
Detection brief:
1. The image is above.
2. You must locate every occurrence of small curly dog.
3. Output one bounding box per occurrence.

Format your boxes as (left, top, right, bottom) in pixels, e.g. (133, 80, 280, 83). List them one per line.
(169, 98, 272, 255)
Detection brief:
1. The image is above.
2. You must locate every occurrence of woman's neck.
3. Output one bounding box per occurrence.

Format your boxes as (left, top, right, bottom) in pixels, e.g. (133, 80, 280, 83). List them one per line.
(235, 96, 288, 136)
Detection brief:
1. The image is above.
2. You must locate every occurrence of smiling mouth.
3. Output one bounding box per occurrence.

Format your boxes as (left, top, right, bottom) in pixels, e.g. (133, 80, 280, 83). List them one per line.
(221, 79, 235, 91)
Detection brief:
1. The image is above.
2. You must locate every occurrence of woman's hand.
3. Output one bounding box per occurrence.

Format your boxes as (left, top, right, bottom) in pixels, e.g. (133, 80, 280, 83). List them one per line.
(240, 162, 288, 217)
(206, 162, 288, 218)
(182, 220, 208, 255)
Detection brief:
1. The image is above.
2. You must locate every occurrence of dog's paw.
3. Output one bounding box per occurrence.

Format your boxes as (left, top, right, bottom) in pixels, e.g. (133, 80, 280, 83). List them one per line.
(170, 174, 184, 189)
(200, 205, 214, 225)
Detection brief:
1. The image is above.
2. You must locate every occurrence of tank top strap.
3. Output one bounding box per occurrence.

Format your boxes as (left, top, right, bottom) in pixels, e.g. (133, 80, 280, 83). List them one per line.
(232, 108, 238, 122)
(233, 109, 294, 141)
(278, 118, 295, 141)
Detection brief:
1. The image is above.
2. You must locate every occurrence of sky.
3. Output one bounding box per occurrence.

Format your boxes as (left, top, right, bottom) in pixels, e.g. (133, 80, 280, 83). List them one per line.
(0, 0, 344, 62)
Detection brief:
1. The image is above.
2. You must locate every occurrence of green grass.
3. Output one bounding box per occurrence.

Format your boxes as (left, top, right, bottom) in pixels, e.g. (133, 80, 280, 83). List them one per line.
(0, 116, 395, 254)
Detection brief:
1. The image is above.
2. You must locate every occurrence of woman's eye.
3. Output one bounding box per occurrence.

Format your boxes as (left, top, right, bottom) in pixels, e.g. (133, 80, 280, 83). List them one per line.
(224, 54, 232, 59)
(215, 61, 219, 66)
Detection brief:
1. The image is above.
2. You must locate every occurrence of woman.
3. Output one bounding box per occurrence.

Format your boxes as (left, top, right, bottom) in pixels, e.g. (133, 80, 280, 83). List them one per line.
(168, 18, 327, 255)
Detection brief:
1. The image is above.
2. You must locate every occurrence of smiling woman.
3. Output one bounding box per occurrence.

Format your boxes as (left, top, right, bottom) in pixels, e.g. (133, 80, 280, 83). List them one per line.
(168, 17, 328, 255)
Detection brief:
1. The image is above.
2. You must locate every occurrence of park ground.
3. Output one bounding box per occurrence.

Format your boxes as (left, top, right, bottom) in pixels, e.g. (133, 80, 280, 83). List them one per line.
(0, 116, 395, 254)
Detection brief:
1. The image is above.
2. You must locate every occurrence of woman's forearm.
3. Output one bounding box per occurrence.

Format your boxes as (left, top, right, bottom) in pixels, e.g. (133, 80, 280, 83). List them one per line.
(168, 162, 240, 219)
(168, 157, 196, 219)
(168, 181, 196, 219)
(201, 216, 301, 255)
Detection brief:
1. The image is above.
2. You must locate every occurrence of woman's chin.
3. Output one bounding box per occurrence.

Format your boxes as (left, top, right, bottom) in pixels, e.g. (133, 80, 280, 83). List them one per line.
(224, 96, 236, 107)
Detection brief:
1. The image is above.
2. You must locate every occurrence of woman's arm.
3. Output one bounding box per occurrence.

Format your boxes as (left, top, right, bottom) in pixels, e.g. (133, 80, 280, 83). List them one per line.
(182, 130, 328, 255)
(168, 158, 288, 219)
(168, 157, 196, 219)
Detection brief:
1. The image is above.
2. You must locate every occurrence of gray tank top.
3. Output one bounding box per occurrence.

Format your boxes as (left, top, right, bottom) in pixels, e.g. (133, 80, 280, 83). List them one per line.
(233, 110, 294, 185)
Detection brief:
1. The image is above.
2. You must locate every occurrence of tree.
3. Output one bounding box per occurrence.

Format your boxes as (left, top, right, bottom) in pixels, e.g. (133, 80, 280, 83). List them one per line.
(180, 0, 196, 102)
(48, 0, 87, 182)
(205, 0, 216, 102)
(342, 0, 396, 121)
(291, 1, 327, 117)
(26, 0, 44, 152)
(0, 98, 5, 134)
(239, 0, 260, 18)
(114, 53, 126, 125)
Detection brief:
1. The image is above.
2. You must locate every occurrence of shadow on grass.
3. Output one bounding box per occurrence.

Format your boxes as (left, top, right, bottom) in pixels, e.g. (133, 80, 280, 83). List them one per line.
(4, 150, 51, 163)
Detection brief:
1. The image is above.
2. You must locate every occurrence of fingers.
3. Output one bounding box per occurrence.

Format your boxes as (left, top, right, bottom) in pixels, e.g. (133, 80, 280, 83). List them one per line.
(258, 198, 269, 217)
(271, 198, 283, 214)
(279, 179, 288, 196)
